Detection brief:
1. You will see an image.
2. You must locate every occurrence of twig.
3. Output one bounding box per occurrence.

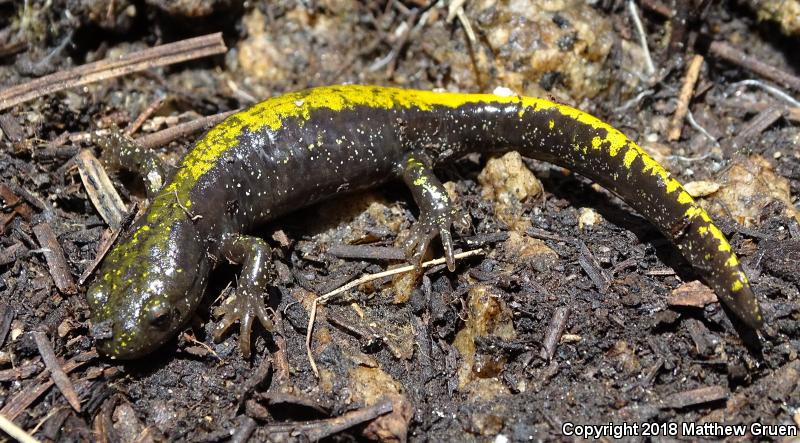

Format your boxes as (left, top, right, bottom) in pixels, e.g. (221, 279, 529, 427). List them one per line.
(662, 385, 728, 409)
(326, 244, 405, 261)
(628, 0, 655, 76)
(136, 109, 237, 150)
(32, 332, 81, 412)
(261, 399, 393, 440)
(0, 413, 40, 443)
(306, 248, 484, 377)
(0, 33, 226, 111)
(230, 417, 257, 443)
(448, 0, 476, 44)
(577, 241, 610, 292)
(124, 96, 167, 137)
(79, 227, 121, 285)
(540, 306, 571, 361)
(708, 40, 800, 93)
(668, 54, 704, 141)
(732, 108, 783, 149)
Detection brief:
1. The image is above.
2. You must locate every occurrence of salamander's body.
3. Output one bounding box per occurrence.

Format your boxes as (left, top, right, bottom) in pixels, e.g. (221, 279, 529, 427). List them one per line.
(86, 85, 762, 359)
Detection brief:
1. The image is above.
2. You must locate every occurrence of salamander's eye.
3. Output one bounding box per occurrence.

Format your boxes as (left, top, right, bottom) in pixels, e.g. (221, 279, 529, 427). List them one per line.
(147, 304, 171, 329)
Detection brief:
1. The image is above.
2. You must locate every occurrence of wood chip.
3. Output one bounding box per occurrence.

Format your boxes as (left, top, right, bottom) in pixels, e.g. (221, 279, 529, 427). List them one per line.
(0, 241, 27, 266)
(668, 280, 718, 308)
(0, 184, 33, 234)
(0, 350, 96, 420)
(0, 361, 42, 382)
(32, 223, 77, 295)
(32, 331, 81, 412)
(663, 385, 728, 409)
(684, 318, 714, 356)
(788, 107, 800, 123)
(0, 302, 14, 347)
(0, 113, 24, 142)
(75, 149, 127, 230)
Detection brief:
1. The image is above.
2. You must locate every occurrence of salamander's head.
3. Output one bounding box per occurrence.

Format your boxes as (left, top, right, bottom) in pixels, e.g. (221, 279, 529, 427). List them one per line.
(87, 217, 210, 359)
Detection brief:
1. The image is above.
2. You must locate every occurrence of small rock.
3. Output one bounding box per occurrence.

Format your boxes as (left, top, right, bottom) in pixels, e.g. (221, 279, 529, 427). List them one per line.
(606, 340, 641, 374)
(668, 280, 718, 308)
(577, 207, 603, 229)
(706, 155, 798, 226)
(683, 181, 720, 198)
(453, 285, 517, 398)
(748, 0, 800, 36)
(349, 366, 413, 443)
(501, 231, 558, 272)
(479, 152, 543, 231)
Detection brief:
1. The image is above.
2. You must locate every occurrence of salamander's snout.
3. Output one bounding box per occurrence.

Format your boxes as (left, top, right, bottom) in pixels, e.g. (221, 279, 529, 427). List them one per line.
(86, 219, 211, 360)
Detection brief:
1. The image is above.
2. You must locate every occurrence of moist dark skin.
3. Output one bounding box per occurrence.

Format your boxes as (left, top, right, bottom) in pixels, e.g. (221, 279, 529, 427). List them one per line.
(86, 85, 762, 359)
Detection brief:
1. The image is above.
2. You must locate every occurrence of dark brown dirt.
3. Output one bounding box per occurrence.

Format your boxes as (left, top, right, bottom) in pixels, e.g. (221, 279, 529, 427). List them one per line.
(0, 1, 798, 442)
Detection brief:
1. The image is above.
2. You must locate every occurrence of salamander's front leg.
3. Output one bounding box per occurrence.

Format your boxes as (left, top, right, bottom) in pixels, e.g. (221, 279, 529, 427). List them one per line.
(93, 129, 168, 198)
(399, 152, 469, 272)
(212, 234, 274, 357)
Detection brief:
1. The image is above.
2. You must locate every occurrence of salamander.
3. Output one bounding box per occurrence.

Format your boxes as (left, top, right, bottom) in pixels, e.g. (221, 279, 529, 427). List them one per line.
(85, 85, 763, 359)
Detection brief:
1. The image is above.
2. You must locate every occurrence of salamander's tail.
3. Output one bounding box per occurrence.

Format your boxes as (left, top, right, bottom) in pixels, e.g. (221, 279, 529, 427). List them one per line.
(495, 96, 763, 329)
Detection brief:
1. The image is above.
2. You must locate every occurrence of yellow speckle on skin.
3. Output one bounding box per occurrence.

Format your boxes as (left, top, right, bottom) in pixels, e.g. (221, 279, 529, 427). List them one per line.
(738, 271, 749, 284)
(622, 148, 638, 169)
(548, 119, 555, 129)
(677, 191, 694, 205)
(591, 136, 603, 150)
(665, 178, 681, 194)
(544, 101, 629, 157)
(731, 280, 744, 292)
(725, 255, 739, 267)
(707, 223, 732, 252)
(685, 206, 704, 218)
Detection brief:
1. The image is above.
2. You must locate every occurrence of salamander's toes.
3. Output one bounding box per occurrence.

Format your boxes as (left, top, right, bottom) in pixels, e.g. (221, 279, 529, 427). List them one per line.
(212, 287, 273, 358)
(401, 207, 470, 272)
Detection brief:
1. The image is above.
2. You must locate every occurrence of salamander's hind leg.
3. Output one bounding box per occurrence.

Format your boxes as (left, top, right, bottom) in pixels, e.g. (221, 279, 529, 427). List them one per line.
(93, 128, 169, 198)
(212, 234, 274, 357)
(399, 152, 470, 272)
